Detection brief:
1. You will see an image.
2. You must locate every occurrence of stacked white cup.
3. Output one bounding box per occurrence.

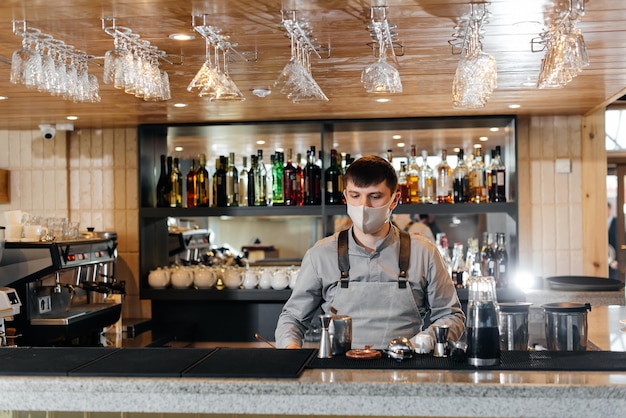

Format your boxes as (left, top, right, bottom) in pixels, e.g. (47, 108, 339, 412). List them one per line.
(4, 210, 26, 241)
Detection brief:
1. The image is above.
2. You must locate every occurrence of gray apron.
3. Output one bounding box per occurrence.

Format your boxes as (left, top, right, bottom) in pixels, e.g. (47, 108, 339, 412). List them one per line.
(330, 229, 423, 349)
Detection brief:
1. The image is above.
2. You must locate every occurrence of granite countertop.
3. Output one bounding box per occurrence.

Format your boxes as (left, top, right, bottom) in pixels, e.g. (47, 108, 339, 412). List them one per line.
(0, 366, 625, 417)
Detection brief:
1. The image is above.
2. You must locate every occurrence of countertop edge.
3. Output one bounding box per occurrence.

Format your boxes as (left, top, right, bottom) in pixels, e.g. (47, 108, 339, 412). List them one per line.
(0, 371, 625, 418)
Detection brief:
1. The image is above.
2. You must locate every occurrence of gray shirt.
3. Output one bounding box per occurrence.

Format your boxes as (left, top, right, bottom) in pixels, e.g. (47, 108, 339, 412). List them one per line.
(275, 224, 466, 348)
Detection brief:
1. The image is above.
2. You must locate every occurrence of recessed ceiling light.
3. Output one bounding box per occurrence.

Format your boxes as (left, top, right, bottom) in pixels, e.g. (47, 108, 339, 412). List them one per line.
(397, 142, 405, 148)
(375, 98, 390, 103)
(479, 136, 488, 141)
(169, 33, 196, 41)
(252, 88, 271, 98)
(0, 96, 8, 100)
(489, 127, 499, 132)
(66, 115, 78, 121)
(508, 104, 521, 109)
(175, 146, 184, 152)
(256, 140, 265, 145)
(392, 134, 402, 140)
(473, 144, 482, 149)
(173, 103, 188, 108)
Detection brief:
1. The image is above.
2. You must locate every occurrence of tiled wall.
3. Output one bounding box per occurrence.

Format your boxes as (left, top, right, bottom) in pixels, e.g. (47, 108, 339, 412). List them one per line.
(0, 128, 147, 320)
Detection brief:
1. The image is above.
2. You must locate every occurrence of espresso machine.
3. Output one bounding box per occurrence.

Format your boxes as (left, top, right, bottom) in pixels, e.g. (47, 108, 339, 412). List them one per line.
(0, 235, 124, 346)
(168, 228, 211, 265)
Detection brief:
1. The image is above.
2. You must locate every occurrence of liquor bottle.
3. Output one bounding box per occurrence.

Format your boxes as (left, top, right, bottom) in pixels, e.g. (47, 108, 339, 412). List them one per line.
(295, 152, 304, 206)
(196, 153, 211, 207)
(419, 150, 434, 203)
(453, 149, 470, 203)
(214, 156, 228, 207)
(256, 149, 268, 206)
(481, 232, 496, 277)
(386, 149, 394, 163)
(239, 156, 249, 207)
(398, 161, 410, 204)
(407, 145, 420, 204)
(492, 146, 507, 202)
(267, 153, 275, 206)
(272, 151, 284, 205)
(247, 155, 258, 206)
(450, 242, 466, 289)
(170, 157, 183, 207)
(186, 159, 197, 208)
(304, 146, 322, 205)
(226, 152, 239, 207)
(325, 148, 344, 205)
(487, 149, 496, 203)
(283, 149, 297, 206)
(465, 237, 482, 278)
(436, 149, 453, 204)
(156, 154, 170, 207)
(343, 153, 351, 174)
(495, 232, 508, 288)
(469, 146, 487, 203)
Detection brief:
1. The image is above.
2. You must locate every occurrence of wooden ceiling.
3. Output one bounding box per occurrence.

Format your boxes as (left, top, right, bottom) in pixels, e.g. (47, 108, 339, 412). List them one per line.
(0, 0, 624, 135)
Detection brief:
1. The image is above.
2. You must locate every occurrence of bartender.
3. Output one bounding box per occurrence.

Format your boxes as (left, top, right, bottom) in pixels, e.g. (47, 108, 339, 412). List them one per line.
(275, 155, 465, 351)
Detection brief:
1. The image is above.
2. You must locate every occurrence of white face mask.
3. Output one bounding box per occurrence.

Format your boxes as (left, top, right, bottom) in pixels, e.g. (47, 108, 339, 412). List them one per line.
(346, 197, 394, 234)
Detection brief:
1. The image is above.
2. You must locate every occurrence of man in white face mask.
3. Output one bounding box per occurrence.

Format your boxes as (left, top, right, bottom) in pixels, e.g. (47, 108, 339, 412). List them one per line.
(275, 155, 465, 352)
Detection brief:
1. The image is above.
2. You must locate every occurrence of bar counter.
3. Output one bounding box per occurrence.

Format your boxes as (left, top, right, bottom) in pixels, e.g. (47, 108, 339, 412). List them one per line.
(0, 305, 626, 418)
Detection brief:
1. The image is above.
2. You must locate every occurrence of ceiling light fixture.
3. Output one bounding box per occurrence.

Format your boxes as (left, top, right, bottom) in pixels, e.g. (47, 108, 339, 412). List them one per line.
(489, 127, 500, 132)
(392, 134, 402, 139)
(0, 96, 8, 100)
(397, 142, 405, 148)
(479, 136, 488, 141)
(173, 103, 187, 108)
(169, 33, 196, 41)
(66, 116, 78, 121)
(256, 140, 265, 145)
(252, 88, 271, 98)
(508, 104, 521, 109)
(175, 146, 184, 152)
(376, 98, 390, 103)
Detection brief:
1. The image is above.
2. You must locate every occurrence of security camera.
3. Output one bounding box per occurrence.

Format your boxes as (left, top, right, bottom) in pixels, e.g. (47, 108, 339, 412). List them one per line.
(39, 124, 56, 140)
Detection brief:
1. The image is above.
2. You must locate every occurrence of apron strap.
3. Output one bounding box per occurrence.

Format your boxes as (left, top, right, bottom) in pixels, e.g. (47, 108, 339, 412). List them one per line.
(398, 230, 411, 288)
(338, 229, 350, 288)
(338, 228, 411, 289)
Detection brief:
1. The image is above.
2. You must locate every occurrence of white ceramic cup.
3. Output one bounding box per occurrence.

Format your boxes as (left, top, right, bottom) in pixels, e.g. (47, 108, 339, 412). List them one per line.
(148, 268, 170, 289)
(4, 210, 24, 225)
(194, 267, 217, 289)
(23, 225, 48, 241)
(258, 268, 273, 289)
(242, 269, 259, 289)
(271, 269, 290, 290)
(5, 224, 23, 241)
(222, 268, 243, 289)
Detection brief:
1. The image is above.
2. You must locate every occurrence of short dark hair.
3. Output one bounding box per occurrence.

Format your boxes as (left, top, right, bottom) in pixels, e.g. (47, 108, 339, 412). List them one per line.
(344, 155, 398, 193)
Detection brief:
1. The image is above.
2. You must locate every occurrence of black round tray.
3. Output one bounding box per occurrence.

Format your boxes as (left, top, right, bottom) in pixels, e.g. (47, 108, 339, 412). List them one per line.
(546, 276, 625, 291)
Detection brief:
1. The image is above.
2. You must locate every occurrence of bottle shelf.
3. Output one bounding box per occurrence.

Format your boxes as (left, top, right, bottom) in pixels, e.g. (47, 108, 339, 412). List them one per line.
(140, 201, 516, 219)
(142, 287, 292, 302)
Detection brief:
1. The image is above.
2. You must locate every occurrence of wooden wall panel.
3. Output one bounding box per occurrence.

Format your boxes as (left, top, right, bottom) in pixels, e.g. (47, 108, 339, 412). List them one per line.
(518, 114, 608, 281)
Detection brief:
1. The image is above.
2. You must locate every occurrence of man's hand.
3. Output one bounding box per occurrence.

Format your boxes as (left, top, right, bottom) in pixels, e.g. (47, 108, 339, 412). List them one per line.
(286, 344, 301, 349)
(411, 332, 434, 354)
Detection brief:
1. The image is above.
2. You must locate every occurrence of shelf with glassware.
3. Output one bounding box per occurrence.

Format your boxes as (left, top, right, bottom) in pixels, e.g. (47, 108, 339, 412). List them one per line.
(139, 117, 518, 301)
